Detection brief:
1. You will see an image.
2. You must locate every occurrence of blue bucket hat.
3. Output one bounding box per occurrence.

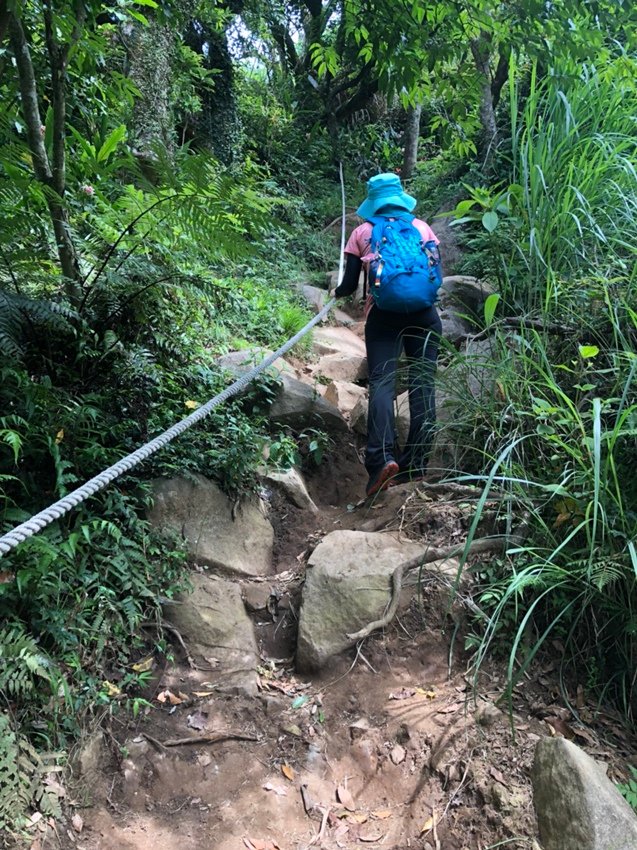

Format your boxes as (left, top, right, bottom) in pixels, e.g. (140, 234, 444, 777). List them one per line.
(356, 172, 417, 218)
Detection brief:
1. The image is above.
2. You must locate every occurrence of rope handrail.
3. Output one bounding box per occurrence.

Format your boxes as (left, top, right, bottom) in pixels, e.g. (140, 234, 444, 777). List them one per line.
(0, 297, 336, 557)
(0, 163, 348, 558)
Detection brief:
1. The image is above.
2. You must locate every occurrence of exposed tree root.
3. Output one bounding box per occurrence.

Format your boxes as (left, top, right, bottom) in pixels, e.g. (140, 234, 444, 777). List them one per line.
(346, 533, 515, 642)
(142, 731, 258, 749)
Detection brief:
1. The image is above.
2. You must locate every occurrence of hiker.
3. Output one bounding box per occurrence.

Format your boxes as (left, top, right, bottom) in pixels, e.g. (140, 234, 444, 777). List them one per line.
(332, 173, 443, 497)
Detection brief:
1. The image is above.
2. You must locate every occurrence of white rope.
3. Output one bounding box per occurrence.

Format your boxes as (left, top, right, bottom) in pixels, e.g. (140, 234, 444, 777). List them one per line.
(0, 298, 336, 557)
(0, 165, 350, 558)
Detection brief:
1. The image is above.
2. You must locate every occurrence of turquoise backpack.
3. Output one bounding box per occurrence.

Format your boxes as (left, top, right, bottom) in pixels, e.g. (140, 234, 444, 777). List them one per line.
(367, 215, 442, 312)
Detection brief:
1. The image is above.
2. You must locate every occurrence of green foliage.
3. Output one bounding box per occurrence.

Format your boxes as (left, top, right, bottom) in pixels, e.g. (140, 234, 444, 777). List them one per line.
(617, 766, 637, 812)
(453, 56, 637, 313)
(438, 300, 637, 714)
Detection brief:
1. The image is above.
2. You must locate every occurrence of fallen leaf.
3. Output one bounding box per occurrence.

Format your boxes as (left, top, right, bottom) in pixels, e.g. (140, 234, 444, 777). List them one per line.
(131, 656, 154, 673)
(489, 766, 508, 786)
(157, 689, 183, 705)
(546, 716, 575, 739)
(419, 816, 434, 835)
(388, 688, 416, 701)
(337, 784, 356, 811)
(71, 813, 83, 833)
(193, 690, 216, 698)
(371, 809, 392, 820)
(359, 826, 384, 842)
(415, 688, 436, 699)
(347, 812, 368, 824)
(281, 722, 303, 737)
(197, 753, 212, 767)
(102, 680, 121, 698)
(263, 782, 287, 797)
(281, 763, 295, 781)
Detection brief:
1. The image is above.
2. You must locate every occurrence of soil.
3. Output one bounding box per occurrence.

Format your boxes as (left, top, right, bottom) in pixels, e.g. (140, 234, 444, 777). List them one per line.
(34, 293, 636, 850)
(36, 432, 637, 850)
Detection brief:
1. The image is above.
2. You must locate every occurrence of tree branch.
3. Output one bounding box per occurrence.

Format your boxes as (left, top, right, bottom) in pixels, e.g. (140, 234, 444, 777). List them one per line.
(8, 11, 82, 300)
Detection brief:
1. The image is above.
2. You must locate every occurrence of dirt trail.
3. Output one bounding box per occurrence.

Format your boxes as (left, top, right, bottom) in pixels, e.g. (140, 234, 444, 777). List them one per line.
(48, 309, 635, 850)
(47, 433, 551, 850)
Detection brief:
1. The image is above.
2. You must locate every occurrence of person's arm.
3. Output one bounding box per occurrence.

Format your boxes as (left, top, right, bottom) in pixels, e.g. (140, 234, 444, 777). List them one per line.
(332, 253, 362, 298)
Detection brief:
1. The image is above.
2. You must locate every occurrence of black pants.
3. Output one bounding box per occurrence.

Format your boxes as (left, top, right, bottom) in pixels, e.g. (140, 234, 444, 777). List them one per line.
(364, 304, 442, 478)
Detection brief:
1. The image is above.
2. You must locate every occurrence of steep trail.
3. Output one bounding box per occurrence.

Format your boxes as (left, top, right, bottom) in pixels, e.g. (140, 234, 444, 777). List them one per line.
(51, 302, 548, 850)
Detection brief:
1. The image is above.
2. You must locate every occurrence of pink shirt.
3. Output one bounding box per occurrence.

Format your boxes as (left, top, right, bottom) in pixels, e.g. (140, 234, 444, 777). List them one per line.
(345, 218, 439, 264)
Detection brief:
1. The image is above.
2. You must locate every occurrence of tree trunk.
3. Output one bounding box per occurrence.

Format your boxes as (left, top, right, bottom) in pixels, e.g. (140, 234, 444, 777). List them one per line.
(401, 103, 422, 180)
(128, 20, 176, 159)
(470, 35, 498, 167)
(8, 13, 82, 303)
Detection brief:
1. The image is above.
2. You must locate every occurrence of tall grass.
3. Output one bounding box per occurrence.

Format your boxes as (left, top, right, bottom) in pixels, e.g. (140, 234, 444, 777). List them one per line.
(436, 308, 637, 717)
(438, 54, 637, 718)
(505, 56, 637, 312)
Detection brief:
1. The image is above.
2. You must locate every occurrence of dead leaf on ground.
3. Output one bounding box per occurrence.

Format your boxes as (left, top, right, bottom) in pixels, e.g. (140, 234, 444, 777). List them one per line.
(281, 723, 303, 738)
(420, 816, 434, 835)
(157, 689, 183, 705)
(371, 809, 392, 820)
(71, 813, 83, 833)
(546, 716, 575, 739)
(489, 766, 508, 786)
(336, 784, 356, 811)
(347, 812, 368, 824)
(415, 688, 436, 699)
(131, 656, 154, 673)
(197, 753, 212, 767)
(192, 690, 216, 698)
(281, 763, 295, 781)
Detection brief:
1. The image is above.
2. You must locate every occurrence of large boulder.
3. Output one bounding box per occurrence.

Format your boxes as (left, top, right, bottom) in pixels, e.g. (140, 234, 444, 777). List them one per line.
(296, 530, 426, 670)
(311, 352, 367, 383)
(312, 326, 367, 359)
(268, 373, 348, 433)
(532, 737, 637, 850)
(260, 466, 319, 514)
(439, 275, 495, 322)
(323, 380, 368, 421)
(302, 284, 327, 313)
(310, 325, 368, 383)
(164, 573, 259, 696)
(215, 347, 296, 380)
(149, 475, 273, 577)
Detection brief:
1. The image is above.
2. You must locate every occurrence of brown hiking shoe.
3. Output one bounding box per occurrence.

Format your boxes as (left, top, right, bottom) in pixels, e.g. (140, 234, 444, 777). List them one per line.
(366, 461, 399, 497)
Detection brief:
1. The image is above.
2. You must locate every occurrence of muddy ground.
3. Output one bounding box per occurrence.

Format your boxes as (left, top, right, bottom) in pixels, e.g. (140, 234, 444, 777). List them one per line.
(34, 432, 636, 850)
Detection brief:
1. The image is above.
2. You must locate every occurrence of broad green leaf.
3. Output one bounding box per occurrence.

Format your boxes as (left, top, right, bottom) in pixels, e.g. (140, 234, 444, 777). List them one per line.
(97, 125, 127, 163)
(578, 345, 599, 359)
(483, 292, 500, 327)
(482, 210, 499, 233)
